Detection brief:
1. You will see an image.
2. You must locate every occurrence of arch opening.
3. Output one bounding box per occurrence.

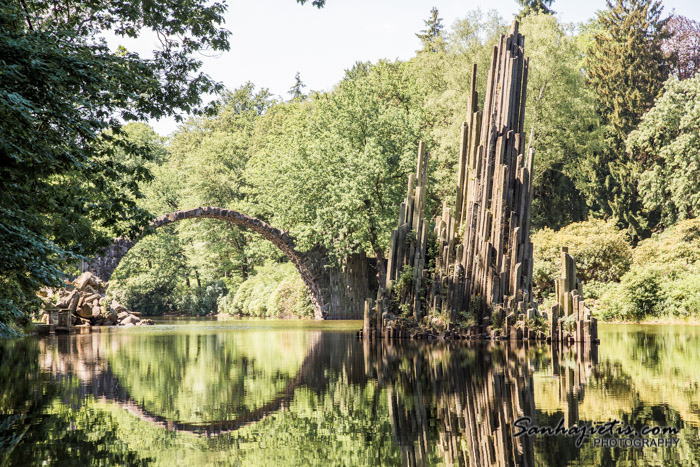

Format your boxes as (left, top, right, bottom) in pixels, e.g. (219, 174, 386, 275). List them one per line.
(84, 207, 330, 319)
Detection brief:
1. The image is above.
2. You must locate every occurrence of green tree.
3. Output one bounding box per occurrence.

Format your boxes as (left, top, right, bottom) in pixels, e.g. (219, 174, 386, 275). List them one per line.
(519, 14, 602, 229)
(289, 72, 307, 100)
(583, 0, 671, 238)
(627, 76, 700, 227)
(408, 9, 506, 210)
(167, 84, 278, 284)
(110, 85, 278, 314)
(246, 60, 428, 281)
(516, 0, 555, 18)
(416, 7, 445, 52)
(0, 0, 229, 334)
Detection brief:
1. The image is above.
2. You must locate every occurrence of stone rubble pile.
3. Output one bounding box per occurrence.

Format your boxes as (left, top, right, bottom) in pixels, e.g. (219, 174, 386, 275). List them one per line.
(39, 272, 153, 327)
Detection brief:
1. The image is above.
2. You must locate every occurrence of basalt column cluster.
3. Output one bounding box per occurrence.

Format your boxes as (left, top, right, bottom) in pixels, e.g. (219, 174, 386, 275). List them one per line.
(550, 247, 599, 345)
(384, 141, 430, 320)
(360, 21, 599, 346)
(386, 21, 536, 324)
(442, 21, 535, 324)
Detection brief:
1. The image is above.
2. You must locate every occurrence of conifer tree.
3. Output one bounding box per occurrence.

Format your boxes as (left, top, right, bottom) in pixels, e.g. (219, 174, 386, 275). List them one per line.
(416, 7, 444, 52)
(583, 0, 670, 239)
(289, 72, 307, 100)
(516, 0, 555, 18)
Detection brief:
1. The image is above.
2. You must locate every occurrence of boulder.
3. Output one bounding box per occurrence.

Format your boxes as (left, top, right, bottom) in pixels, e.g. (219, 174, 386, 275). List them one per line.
(83, 293, 98, 303)
(76, 302, 93, 319)
(91, 304, 101, 318)
(111, 300, 128, 314)
(73, 272, 99, 290)
(117, 311, 129, 321)
(121, 315, 133, 325)
(56, 289, 79, 311)
(83, 285, 99, 296)
(67, 291, 80, 313)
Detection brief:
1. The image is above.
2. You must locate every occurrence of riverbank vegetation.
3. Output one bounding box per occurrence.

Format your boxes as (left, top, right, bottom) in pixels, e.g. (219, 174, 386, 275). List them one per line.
(533, 218, 700, 322)
(2, 0, 699, 332)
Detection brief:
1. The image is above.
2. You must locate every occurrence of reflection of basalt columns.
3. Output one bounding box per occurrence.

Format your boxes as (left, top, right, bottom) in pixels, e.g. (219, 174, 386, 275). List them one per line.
(550, 342, 598, 428)
(364, 340, 599, 466)
(367, 341, 536, 466)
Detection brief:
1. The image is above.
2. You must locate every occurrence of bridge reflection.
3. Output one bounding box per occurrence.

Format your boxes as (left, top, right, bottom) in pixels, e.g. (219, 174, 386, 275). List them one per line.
(38, 330, 369, 435)
(37, 330, 596, 464)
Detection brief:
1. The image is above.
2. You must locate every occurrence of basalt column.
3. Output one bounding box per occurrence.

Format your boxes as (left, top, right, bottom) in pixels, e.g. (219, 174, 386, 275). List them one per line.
(383, 21, 536, 325)
(448, 20, 534, 323)
(384, 142, 430, 320)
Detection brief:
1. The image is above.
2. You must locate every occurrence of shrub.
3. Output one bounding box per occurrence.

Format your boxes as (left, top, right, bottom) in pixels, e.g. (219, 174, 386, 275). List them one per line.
(270, 277, 314, 318)
(532, 219, 632, 298)
(593, 219, 700, 321)
(217, 261, 313, 318)
(632, 219, 700, 270)
(662, 272, 700, 318)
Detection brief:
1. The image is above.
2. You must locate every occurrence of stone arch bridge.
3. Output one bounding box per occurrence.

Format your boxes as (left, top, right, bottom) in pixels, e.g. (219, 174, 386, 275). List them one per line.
(85, 206, 357, 320)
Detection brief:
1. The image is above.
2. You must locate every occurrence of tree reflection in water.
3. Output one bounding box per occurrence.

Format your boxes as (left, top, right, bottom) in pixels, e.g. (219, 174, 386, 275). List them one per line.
(17, 325, 700, 466)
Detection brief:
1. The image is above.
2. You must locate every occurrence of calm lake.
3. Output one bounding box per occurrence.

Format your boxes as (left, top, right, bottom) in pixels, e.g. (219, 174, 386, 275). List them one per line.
(1, 319, 698, 466)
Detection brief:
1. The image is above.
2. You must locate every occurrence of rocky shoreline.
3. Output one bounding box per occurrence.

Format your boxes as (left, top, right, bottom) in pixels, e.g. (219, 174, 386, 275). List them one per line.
(38, 272, 153, 328)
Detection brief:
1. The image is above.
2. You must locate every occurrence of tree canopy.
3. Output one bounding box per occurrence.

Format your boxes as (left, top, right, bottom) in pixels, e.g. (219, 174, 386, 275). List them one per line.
(0, 0, 230, 334)
(583, 0, 671, 238)
(627, 76, 700, 227)
(2, 2, 697, 329)
(516, 0, 556, 18)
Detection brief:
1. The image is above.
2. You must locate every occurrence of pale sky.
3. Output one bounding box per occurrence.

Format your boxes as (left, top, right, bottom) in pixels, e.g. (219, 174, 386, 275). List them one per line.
(109, 0, 700, 136)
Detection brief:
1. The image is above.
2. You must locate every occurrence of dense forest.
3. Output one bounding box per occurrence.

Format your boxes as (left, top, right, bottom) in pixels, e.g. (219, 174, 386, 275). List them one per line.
(1, 0, 699, 336)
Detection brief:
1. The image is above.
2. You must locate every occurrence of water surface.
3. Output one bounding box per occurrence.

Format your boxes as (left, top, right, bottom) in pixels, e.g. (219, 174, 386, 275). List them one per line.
(1, 320, 698, 466)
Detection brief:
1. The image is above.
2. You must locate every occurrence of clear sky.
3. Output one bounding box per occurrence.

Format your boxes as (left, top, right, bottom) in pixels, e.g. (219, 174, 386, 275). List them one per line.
(110, 0, 700, 136)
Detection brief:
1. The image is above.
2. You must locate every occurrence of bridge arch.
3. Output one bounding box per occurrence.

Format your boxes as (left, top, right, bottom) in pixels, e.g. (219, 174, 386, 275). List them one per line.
(85, 206, 331, 319)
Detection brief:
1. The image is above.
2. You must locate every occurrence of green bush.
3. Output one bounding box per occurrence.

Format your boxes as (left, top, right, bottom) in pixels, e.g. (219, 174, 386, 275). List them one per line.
(597, 266, 665, 321)
(175, 281, 227, 316)
(663, 272, 700, 317)
(217, 262, 313, 318)
(532, 219, 632, 298)
(594, 219, 700, 321)
(270, 277, 314, 319)
(632, 219, 700, 269)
